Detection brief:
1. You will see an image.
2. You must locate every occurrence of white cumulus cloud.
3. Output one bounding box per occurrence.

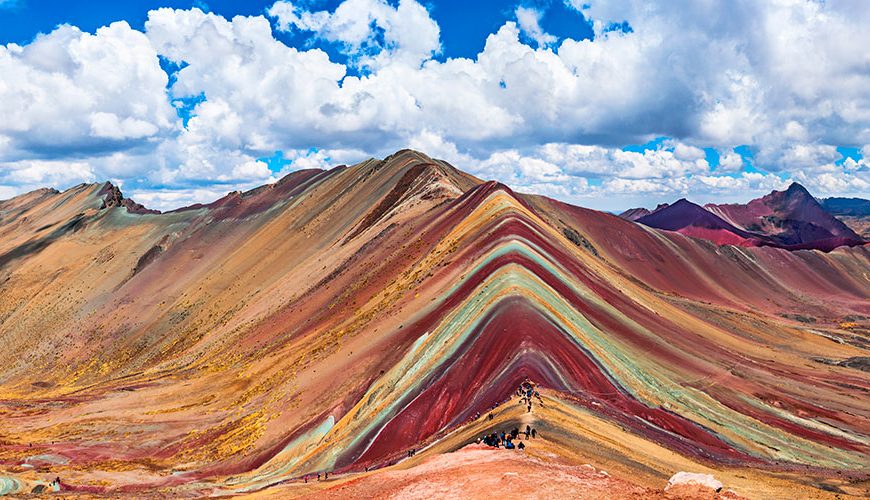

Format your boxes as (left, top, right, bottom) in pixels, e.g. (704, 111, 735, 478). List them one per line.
(515, 6, 556, 47)
(268, 0, 441, 69)
(1, 0, 869, 211)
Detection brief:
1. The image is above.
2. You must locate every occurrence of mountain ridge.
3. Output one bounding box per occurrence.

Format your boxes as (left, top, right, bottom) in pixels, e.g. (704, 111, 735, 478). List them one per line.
(3, 162, 862, 255)
(621, 182, 865, 251)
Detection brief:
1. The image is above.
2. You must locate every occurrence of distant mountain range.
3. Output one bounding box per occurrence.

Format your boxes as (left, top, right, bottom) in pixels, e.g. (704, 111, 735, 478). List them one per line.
(620, 183, 868, 251)
(820, 196, 870, 217)
(820, 196, 870, 240)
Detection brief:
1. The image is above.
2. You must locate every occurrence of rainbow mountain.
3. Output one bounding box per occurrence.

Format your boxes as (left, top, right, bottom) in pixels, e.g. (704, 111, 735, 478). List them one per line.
(0, 150, 868, 497)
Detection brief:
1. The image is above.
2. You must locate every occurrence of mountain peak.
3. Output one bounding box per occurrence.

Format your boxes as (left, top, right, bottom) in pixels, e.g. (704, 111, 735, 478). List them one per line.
(703, 182, 863, 248)
(784, 181, 812, 198)
(618, 207, 651, 221)
(762, 182, 824, 212)
(97, 181, 159, 215)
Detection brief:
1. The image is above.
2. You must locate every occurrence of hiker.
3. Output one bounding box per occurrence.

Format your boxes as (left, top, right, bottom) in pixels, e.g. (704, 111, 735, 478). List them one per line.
(317, 473, 321, 481)
(526, 424, 531, 436)
(518, 442, 525, 451)
(531, 428, 537, 438)
(325, 472, 328, 480)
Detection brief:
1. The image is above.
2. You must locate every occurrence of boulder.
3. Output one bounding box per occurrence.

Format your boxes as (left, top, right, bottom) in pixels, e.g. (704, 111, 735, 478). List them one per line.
(665, 471, 723, 493)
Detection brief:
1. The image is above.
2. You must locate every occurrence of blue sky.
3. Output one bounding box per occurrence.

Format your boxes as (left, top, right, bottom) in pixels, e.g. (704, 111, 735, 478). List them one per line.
(0, 0, 593, 63)
(0, 0, 867, 210)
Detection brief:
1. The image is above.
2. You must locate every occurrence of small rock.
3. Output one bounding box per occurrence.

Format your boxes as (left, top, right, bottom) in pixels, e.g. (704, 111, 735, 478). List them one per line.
(665, 471, 723, 493)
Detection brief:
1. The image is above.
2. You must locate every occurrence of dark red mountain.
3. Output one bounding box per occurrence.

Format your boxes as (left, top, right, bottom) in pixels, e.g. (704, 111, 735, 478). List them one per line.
(635, 199, 763, 246)
(630, 183, 865, 251)
(706, 183, 862, 248)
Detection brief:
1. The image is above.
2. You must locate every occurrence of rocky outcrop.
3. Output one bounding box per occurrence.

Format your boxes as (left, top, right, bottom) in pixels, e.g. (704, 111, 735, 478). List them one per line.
(98, 182, 160, 215)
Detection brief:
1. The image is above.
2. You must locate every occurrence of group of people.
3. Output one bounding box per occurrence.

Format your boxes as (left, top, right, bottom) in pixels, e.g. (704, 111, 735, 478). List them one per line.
(303, 471, 329, 483)
(301, 379, 547, 483)
(517, 378, 544, 413)
(477, 424, 538, 451)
